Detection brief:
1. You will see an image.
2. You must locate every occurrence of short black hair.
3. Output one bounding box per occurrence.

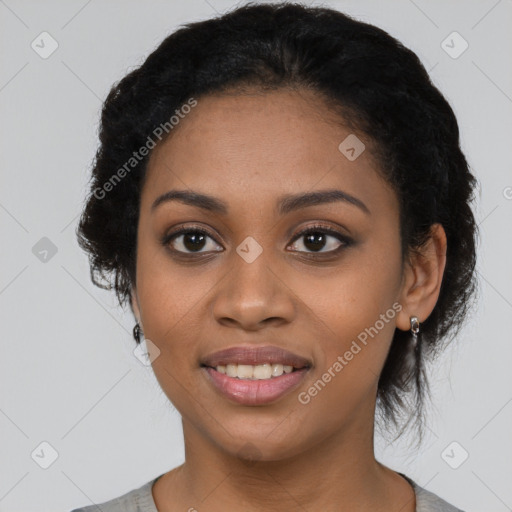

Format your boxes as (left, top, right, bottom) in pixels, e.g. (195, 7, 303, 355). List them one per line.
(76, 1, 480, 443)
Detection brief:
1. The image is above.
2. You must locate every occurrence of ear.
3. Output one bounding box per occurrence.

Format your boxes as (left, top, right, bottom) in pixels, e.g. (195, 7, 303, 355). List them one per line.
(130, 287, 141, 323)
(396, 223, 447, 331)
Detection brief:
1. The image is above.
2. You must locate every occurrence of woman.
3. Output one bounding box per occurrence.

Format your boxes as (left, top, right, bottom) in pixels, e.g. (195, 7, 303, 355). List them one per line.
(71, 2, 478, 511)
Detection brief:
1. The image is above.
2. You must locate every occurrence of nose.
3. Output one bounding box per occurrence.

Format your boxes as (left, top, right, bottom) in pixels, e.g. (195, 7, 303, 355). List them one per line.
(212, 250, 296, 331)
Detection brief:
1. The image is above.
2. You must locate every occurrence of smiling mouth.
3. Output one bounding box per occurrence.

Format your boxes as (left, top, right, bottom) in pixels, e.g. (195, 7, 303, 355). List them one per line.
(201, 363, 311, 406)
(201, 363, 308, 380)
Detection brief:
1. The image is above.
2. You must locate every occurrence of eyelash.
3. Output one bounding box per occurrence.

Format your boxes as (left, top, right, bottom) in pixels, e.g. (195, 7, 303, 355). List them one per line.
(161, 223, 353, 258)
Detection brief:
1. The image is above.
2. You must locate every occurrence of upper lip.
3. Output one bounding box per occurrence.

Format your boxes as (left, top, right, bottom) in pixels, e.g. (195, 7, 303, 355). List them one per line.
(201, 345, 312, 369)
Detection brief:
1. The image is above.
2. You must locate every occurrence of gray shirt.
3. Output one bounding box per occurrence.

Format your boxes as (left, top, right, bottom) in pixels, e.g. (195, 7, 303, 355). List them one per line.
(69, 472, 465, 512)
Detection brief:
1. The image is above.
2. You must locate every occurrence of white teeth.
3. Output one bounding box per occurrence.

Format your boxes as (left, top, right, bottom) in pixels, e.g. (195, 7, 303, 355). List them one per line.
(214, 363, 301, 379)
(226, 364, 237, 377)
(237, 364, 254, 379)
(271, 363, 283, 377)
(253, 363, 271, 379)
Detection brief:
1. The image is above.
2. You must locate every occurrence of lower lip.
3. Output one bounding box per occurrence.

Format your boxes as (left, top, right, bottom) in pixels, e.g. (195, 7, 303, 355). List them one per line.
(202, 367, 309, 406)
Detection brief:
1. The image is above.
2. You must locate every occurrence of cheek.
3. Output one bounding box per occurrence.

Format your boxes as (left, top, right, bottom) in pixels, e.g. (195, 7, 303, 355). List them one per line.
(289, 278, 400, 442)
(295, 246, 401, 339)
(135, 252, 209, 412)
(291, 245, 402, 392)
(135, 244, 213, 359)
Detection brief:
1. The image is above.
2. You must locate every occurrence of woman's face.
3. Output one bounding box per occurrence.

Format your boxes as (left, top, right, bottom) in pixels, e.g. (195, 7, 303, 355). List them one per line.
(132, 88, 420, 461)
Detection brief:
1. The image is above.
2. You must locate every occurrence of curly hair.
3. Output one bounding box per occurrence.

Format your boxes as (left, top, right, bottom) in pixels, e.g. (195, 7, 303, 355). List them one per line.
(76, 1, 480, 443)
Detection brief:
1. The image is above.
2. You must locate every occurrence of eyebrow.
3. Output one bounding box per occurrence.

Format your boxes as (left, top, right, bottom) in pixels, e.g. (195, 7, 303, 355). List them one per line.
(151, 188, 370, 216)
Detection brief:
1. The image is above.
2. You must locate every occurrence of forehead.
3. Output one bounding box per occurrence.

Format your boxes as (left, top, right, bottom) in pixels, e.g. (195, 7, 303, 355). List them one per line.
(142, 88, 396, 217)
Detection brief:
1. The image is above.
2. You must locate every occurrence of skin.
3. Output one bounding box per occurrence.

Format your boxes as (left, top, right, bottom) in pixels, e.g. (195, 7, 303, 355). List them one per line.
(130, 88, 447, 512)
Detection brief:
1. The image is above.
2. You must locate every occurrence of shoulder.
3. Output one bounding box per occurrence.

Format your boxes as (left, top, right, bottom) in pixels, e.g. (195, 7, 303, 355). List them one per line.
(399, 473, 466, 512)
(69, 474, 163, 512)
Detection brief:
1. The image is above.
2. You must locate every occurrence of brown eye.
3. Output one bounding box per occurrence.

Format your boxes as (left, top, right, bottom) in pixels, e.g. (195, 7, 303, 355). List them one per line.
(289, 225, 353, 254)
(163, 227, 223, 254)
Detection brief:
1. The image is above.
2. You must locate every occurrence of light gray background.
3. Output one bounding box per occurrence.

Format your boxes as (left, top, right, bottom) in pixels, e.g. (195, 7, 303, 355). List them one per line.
(1, 0, 511, 511)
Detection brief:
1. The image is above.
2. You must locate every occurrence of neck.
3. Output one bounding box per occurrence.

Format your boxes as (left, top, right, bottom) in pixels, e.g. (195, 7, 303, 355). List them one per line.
(156, 397, 412, 511)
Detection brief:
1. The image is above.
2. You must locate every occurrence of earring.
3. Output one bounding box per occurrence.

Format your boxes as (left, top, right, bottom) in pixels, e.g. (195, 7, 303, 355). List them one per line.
(133, 322, 142, 344)
(410, 316, 420, 348)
